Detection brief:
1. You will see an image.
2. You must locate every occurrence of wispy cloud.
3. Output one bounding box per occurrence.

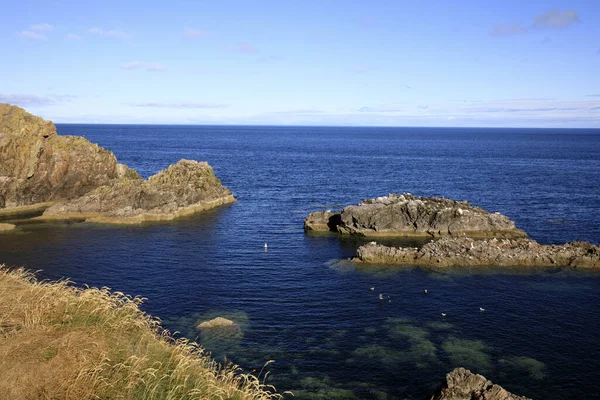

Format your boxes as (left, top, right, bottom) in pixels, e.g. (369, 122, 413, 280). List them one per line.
(358, 106, 404, 113)
(533, 10, 580, 29)
(18, 23, 53, 40)
(587, 94, 600, 97)
(66, 33, 81, 40)
(89, 27, 131, 40)
(261, 109, 323, 115)
(233, 42, 257, 53)
(30, 23, 53, 32)
(128, 102, 229, 109)
(183, 29, 212, 38)
(120, 61, 167, 72)
(257, 55, 283, 63)
(0, 92, 76, 107)
(490, 24, 526, 37)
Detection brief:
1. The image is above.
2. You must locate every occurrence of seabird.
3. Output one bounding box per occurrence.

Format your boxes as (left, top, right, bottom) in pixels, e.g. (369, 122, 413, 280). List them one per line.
(479, 307, 485, 312)
(379, 293, 384, 300)
(370, 287, 375, 291)
(424, 289, 428, 294)
(441, 313, 447, 317)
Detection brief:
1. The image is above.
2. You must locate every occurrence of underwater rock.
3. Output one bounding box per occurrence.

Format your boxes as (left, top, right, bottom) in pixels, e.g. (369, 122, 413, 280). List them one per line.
(430, 367, 531, 400)
(0, 223, 15, 231)
(305, 193, 526, 238)
(355, 237, 600, 270)
(0, 104, 235, 223)
(197, 317, 237, 329)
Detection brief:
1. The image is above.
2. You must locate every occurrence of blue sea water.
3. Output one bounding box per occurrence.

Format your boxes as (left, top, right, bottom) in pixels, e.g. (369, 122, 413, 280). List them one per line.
(1, 125, 600, 399)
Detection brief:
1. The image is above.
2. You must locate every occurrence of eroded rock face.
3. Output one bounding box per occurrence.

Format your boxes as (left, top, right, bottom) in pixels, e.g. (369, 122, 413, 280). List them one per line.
(0, 104, 235, 224)
(42, 159, 234, 223)
(355, 237, 600, 270)
(430, 368, 531, 400)
(305, 193, 526, 238)
(0, 104, 129, 208)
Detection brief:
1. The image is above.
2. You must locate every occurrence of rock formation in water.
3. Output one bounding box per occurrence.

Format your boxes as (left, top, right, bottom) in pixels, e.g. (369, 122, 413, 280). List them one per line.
(430, 368, 531, 400)
(0, 223, 15, 232)
(305, 193, 526, 238)
(197, 317, 237, 330)
(0, 104, 234, 224)
(355, 237, 600, 269)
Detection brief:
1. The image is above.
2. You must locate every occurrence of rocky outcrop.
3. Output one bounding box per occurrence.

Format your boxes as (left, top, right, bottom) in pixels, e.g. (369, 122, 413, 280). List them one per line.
(305, 193, 526, 238)
(41, 160, 235, 224)
(0, 104, 235, 224)
(0, 104, 131, 209)
(197, 317, 237, 330)
(355, 237, 600, 270)
(0, 223, 15, 232)
(430, 368, 531, 400)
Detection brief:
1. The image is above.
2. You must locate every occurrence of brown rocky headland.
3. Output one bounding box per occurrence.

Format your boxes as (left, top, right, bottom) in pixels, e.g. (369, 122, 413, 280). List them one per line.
(355, 237, 600, 270)
(430, 367, 531, 400)
(304, 193, 526, 238)
(0, 104, 235, 224)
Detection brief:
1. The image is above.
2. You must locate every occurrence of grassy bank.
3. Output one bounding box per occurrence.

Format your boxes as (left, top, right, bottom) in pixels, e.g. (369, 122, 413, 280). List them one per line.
(0, 266, 281, 400)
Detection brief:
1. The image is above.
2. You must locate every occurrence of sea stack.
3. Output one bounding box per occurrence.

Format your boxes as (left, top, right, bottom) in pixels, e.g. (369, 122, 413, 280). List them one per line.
(305, 193, 526, 238)
(430, 368, 532, 400)
(0, 104, 235, 224)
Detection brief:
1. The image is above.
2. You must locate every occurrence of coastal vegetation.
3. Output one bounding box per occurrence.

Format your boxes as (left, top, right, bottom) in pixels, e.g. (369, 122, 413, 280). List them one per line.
(0, 265, 280, 400)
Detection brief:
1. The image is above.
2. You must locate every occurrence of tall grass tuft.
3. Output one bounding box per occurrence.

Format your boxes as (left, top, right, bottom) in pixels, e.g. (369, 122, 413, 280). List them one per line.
(0, 265, 283, 399)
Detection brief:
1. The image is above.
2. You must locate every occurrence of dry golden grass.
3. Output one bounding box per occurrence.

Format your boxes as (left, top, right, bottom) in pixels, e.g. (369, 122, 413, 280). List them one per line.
(0, 265, 283, 400)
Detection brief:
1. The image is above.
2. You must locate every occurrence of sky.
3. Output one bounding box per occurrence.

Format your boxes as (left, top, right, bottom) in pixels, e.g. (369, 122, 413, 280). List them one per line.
(1, 0, 600, 127)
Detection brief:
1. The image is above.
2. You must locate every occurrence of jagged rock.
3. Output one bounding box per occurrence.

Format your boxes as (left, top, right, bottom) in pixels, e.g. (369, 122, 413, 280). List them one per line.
(305, 193, 526, 238)
(0, 104, 131, 209)
(430, 368, 531, 400)
(0, 223, 15, 232)
(0, 104, 235, 224)
(197, 317, 237, 330)
(41, 159, 235, 224)
(355, 237, 600, 270)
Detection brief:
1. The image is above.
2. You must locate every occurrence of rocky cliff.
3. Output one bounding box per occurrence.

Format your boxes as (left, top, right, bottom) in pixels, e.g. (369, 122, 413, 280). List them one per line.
(430, 368, 531, 400)
(0, 104, 234, 224)
(356, 237, 600, 269)
(0, 104, 132, 209)
(305, 193, 526, 238)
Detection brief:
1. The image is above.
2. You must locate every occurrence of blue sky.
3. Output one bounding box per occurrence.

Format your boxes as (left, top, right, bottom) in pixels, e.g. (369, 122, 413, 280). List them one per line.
(2, 0, 599, 127)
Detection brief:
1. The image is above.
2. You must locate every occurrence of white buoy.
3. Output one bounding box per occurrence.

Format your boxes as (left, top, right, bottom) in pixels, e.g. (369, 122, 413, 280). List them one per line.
(264, 243, 268, 252)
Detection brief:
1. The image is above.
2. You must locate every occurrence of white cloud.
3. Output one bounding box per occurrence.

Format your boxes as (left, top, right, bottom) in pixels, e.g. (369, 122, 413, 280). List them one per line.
(184, 29, 212, 38)
(0, 93, 77, 107)
(66, 33, 81, 40)
(30, 23, 53, 32)
(120, 61, 167, 72)
(18, 31, 46, 40)
(89, 27, 131, 40)
(533, 10, 580, 29)
(128, 102, 229, 109)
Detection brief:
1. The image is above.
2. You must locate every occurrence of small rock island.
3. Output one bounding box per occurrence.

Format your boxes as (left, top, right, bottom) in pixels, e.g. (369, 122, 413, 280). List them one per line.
(305, 193, 526, 238)
(356, 237, 600, 270)
(430, 368, 531, 400)
(0, 104, 235, 224)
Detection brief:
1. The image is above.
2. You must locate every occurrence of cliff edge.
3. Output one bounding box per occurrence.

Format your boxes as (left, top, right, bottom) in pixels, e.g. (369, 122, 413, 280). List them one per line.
(0, 104, 234, 224)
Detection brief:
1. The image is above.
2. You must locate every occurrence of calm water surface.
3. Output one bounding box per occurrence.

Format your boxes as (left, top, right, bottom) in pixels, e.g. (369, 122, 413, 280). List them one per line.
(1, 125, 600, 399)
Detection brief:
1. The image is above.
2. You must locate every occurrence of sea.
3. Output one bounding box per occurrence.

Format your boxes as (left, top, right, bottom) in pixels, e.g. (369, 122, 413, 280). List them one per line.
(1, 125, 599, 399)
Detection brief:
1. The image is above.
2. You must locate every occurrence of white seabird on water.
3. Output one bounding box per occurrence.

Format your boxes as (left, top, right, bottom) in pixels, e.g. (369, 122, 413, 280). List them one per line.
(441, 313, 447, 317)
(379, 293, 384, 300)
(479, 307, 485, 312)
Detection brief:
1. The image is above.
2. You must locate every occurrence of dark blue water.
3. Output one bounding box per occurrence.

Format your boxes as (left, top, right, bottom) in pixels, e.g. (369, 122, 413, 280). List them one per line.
(1, 125, 599, 399)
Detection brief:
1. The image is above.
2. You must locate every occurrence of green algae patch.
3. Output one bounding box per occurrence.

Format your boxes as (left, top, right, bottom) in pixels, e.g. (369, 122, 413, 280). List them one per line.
(500, 356, 546, 380)
(441, 337, 492, 373)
